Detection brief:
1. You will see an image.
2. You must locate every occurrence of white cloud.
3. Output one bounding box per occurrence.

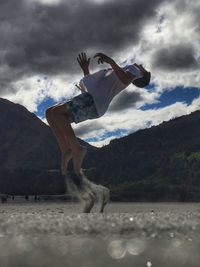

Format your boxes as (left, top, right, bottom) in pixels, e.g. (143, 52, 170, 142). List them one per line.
(74, 96, 200, 147)
(4, 74, 81, 112)
(4, 0, 200, 109)
(88, 136, 119, 148)
(31, 0, 62, 5)
(133, 0, 200, 91)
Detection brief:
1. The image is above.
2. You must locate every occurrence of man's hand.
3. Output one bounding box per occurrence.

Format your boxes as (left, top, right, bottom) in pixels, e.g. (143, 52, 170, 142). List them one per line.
(94, 52, 132, 85)
(134, 63, 147, 76)
(93, 53, 114, 65)
(75, 83, 86, 94)
(77, 52, 90, 75)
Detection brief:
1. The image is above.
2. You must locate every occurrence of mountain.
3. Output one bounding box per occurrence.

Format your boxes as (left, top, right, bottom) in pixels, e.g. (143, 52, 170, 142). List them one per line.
(1, 97, 200, 201)
(0, 98, 59, 170)
(0, 98, 96, 195)
(0, 98, 96, 170)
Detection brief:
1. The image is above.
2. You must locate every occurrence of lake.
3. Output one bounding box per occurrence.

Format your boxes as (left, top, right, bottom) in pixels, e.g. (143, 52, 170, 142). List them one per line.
(0, 202, 200, 267)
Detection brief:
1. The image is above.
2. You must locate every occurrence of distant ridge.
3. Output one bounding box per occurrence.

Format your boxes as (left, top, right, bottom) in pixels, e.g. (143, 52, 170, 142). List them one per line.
(84, 110, 200, 201)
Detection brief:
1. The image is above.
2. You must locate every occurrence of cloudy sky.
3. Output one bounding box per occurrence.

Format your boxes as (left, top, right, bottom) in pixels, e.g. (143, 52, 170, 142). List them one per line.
(1, 0, 200, 147)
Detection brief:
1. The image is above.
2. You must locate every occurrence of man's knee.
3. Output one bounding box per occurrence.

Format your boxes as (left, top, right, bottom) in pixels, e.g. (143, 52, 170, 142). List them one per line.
(46, 106, 61, 119)
(46, 104, 72, 123)
(45, 107, 53, 119)
(51, 104, 70, 116)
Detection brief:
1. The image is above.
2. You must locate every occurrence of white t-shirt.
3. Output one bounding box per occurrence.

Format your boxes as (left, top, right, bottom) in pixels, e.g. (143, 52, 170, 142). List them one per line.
(80, 64, 142, 117)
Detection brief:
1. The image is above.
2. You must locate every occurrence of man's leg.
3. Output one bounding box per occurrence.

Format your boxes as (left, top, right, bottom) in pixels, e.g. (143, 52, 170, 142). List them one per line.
(50, 104, 87, 176)
(46, 105, 72, 175)
(46, 105, 70, 152)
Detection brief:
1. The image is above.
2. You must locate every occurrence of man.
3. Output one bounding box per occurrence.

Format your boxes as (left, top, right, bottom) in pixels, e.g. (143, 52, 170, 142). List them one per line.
(46, 52, 151, 176)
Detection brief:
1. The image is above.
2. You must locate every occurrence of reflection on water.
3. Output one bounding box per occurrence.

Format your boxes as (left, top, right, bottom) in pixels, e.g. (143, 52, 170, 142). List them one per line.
(0, 202, 199, 267)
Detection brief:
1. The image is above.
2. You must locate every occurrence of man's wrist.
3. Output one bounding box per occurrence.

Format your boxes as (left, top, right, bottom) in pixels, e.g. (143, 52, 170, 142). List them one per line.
(83, 68, 89, 75)
(109, 59, 116, 67)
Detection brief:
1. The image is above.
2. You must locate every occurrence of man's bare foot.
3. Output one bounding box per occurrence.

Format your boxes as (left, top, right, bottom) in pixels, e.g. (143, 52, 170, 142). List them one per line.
(72, 146, 87, 176)
(61, 148, 72, 175)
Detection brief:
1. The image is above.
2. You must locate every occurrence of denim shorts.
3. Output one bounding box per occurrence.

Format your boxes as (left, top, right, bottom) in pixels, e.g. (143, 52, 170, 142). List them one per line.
(65, 92, 99, 124)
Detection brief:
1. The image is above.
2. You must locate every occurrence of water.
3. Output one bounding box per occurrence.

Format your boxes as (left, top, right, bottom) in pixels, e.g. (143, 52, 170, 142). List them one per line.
(0, 202, 200, 267)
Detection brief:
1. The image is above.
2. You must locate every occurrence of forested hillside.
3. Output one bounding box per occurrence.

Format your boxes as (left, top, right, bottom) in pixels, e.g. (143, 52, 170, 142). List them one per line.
(1, 97, 200, 201)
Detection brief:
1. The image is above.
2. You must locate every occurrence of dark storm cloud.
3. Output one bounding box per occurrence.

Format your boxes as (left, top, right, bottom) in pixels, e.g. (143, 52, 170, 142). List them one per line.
(0, 0, 166, 93)
(74, 121, 103, 137)
(152, 44, 199, 71)
(108, 90, 143, 112)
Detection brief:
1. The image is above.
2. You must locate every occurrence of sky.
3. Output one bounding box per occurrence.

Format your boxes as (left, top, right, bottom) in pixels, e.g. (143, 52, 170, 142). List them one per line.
(1, 0, 200, 147)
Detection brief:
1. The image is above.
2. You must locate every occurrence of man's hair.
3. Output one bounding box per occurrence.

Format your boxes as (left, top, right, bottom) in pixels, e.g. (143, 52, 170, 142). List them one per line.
(132, 71, 151, 88)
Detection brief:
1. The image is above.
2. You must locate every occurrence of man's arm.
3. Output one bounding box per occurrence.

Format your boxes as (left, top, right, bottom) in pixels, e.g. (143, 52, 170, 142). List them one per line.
(77, 52, 90, 76)
(109, 60, 135, 85)
(94, 53, 135, 85)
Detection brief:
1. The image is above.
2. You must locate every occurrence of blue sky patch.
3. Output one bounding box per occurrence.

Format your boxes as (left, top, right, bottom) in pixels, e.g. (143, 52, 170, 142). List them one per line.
(141, 87, 200, 111)
(37, 97, 56, 118)
(85, 128, 128, 143)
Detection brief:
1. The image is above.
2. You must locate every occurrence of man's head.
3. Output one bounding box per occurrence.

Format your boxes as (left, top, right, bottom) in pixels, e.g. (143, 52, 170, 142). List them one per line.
(132, 64, 151, 88)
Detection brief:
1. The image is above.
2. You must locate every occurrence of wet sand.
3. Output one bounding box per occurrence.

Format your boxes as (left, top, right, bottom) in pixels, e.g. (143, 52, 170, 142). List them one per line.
(0, 202, 199, 267)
